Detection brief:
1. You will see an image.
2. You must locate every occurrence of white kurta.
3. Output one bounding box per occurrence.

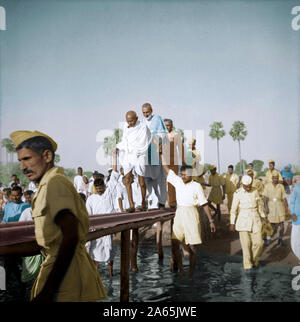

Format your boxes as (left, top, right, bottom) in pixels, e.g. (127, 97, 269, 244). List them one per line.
(19, 207, 33, 222)
(85, 191, 115, 263)
(28, 181, 37, 193)
(116, 182, 130, 211)
(117, 121, 152, 177)
(74, 175, 84, 192)
(132, 179, 142, 208)
(106, 170, 120, 212)
(167, 170, 208, 245)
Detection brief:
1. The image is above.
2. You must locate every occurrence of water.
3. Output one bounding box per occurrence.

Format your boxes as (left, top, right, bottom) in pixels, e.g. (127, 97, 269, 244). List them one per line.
(1, 245, 300, 302)
(100, 245, 300, 302)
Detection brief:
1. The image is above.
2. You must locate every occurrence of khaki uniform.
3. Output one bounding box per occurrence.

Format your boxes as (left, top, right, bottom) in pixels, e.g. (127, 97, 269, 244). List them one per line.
(262, 183, 287, 224)
(208, 173, 225, 204)
(224, 173, 239, 212)
(230, 187, 266, 269)
(252, 179, 264, 195)
(265, 169, 283, 184)
(253, 170, 258, 179)
(31, 167, 107, 302)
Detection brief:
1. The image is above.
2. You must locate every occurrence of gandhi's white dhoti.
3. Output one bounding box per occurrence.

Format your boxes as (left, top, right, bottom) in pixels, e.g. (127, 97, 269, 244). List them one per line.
(117, 120, 152, 177)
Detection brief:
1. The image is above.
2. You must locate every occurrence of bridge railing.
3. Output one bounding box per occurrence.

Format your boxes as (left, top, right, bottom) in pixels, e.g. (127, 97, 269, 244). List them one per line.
(0, 208, 175, 302)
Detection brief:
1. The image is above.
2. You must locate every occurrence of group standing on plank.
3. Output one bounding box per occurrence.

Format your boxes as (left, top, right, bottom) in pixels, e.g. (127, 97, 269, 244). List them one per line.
(0, 102, 300, 302)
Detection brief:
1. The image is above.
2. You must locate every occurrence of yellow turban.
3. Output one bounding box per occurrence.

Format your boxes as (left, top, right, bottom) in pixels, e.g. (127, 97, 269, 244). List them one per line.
(210, 165, 216, 171)
(246, 169, 253, 175)
(10, 130, 58, 151)
(268, 159, 275, 163)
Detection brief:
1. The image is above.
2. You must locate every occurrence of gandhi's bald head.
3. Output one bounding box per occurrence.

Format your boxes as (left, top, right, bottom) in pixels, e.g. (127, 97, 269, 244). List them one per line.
(126, 110, 138, 128)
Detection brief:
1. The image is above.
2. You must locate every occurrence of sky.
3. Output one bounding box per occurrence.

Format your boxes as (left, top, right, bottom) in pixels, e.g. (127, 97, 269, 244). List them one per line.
(0, 0, 299, 174)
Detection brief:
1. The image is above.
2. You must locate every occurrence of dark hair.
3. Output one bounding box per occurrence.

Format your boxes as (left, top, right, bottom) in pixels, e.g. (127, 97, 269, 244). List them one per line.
(78, 167, 83, 171)
(164, 119, 173, 124)
(180, 165, 193, 172)
(94, 178, 105, 187)
(24, 190, 34, 196)
(3, 188, 11, 196)
(228, 165, 234, 169)
(16, 136, 55, 159)
(12, 174, 17, 177)
(11, 186, 22, 194)
(248, 163, 253, 167)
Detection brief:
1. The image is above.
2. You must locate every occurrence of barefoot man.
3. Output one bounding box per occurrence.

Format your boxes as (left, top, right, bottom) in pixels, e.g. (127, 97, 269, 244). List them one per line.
(115, 110, 152, 212)
(161, 154, 216, 279)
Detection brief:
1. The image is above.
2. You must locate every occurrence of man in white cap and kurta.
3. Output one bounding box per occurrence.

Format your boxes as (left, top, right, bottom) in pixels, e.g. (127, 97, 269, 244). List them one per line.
(230, 175, 266, 270)
(4, 130, 107, 302)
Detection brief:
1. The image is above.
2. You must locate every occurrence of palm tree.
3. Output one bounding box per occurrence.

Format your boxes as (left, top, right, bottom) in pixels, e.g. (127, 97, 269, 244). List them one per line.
(229, 121, 248, 175)
(209, 122, 226, 172)
(104, 129, 123, 156)
(1, 138, 15, 164)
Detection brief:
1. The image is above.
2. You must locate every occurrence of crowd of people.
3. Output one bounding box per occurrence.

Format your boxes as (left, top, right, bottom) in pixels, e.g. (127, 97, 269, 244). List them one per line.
(0, 103, 300, 302)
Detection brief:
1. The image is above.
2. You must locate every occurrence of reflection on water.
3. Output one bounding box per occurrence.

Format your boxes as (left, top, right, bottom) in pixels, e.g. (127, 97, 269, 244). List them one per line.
(1, 245, 300, 302)
(99, 245, 300, 302)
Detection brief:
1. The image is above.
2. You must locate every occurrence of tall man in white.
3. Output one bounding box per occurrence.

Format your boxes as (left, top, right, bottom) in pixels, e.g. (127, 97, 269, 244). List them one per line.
(115, 110, 152, 212)
(142, 103, 169, 208)
(73, 167, 84, 192)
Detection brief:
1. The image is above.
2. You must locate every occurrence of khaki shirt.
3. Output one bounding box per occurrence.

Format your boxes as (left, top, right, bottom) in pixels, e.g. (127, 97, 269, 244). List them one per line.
(262, 183, 287, 223)
(252, 179, 264, 195)
(265, 169, 283, 184)
(230, 187, 266, 233)
(31, 167, 106, 302)
(224, 173, 239, 194)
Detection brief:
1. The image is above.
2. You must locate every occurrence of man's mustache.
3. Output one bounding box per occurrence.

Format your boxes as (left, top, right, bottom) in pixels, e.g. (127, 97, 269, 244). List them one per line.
(23, 169, 33, 174)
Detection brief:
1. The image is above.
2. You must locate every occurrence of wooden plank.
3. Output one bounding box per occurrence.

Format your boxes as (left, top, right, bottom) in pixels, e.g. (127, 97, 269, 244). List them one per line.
(130, 229, 139, 272)
(120, 230, 130, 302)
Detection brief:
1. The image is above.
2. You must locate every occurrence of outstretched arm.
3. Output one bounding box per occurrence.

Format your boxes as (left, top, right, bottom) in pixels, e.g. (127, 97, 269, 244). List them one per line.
(112, 148, 118, 172)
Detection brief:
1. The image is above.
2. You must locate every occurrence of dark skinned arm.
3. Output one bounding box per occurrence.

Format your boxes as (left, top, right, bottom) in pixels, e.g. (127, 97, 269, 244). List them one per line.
(0, 240, 41, 257)
(31, 210, 79, 302)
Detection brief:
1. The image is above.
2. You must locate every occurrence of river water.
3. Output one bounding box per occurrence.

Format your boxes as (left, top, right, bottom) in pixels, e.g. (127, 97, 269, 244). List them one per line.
(1, 245, 300, 302)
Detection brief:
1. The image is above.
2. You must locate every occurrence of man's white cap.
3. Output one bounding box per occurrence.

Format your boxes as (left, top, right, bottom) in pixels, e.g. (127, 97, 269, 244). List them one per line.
(241, 175, 252, 185)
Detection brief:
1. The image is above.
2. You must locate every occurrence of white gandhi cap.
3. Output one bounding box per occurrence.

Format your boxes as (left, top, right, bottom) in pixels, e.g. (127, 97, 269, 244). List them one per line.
(241, 175, 253, 185)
